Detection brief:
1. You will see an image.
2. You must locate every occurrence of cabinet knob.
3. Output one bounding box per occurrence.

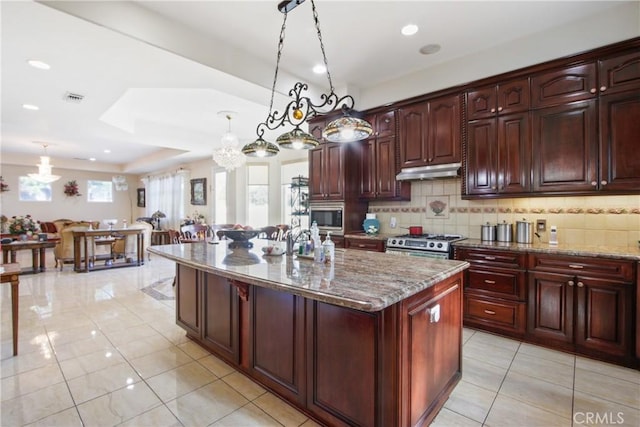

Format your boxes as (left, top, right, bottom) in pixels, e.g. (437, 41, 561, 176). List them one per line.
(577, 281, 584, 288)
(490, 108, 496, 113)
(428, 158, 433, 162)
(497, 106, 503, 112)
(600, 180, 607, 186)
(491, 186, 497, 190)
(600, 85, 607, 92)
(590, 88, 597, 94)
(384, 118, 390, 123)
(568, 280, 575, 287)
(590, 181, 597, 186)
(484, 279, 496, 284)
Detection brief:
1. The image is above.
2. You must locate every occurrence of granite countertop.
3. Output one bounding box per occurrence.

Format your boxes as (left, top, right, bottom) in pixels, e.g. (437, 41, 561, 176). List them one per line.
(148, 239, 469, 312)
(343, 232, 395, 241)
(453, 239, 640, 261)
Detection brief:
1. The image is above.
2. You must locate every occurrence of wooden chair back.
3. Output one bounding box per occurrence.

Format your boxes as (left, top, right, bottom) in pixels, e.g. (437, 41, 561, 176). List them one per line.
(180, 224, 210, 242)
(168, 229, 181, 244)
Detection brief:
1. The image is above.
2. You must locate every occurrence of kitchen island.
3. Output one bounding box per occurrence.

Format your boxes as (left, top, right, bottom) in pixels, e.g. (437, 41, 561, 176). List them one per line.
(149, 240, 469, 427)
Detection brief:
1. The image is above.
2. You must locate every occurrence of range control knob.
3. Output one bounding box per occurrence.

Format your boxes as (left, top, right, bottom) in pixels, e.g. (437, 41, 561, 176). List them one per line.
(437, 243, 443, 249)
(428, 242, 435, 248)
(398, 240, 404, 245)
(391, 239, 396, 245)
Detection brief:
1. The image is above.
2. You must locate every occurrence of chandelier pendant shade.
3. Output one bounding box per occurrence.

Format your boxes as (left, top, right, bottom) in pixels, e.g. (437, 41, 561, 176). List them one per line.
(242, 0, 372, 157)
(28, 144, 61, 183)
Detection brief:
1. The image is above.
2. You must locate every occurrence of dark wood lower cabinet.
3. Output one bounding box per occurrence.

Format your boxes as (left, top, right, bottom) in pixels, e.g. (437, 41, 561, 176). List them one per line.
(175, 264, 463, 426)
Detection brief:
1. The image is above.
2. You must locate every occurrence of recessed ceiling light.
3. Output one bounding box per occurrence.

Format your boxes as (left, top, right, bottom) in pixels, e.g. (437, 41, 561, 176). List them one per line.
(89, 157, 96, 162)
(27, 59, 50, 70)
(419, 44, 441, 55)
(312, 64, 326, 74)
(22, 104, 39, 111)
(103, 149, 111, 154)
(401, 24, 418, 36)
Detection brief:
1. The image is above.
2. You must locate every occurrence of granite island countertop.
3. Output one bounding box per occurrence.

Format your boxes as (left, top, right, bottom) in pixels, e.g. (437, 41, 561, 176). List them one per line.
(148, 239, 469, 312)
(453, 239, 640, 261)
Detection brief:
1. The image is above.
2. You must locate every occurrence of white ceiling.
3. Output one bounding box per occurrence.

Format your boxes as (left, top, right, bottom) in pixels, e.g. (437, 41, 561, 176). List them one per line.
(1, 0, 637, 174)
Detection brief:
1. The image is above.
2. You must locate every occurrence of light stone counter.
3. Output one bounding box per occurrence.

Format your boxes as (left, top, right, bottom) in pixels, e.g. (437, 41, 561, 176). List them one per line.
(454, 239, 640, 261)
(148, 239, 469, 312)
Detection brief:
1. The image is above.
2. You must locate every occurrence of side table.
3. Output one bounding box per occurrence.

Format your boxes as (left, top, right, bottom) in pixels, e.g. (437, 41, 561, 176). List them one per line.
(151, 230, 170, 245)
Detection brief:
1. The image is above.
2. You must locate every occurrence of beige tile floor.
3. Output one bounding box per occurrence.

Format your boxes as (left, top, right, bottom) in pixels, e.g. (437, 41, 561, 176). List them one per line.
(2, 253, 639, 426)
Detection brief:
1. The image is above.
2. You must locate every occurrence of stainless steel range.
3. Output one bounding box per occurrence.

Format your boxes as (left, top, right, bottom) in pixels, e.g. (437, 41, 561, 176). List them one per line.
(386, 234, 466, 259)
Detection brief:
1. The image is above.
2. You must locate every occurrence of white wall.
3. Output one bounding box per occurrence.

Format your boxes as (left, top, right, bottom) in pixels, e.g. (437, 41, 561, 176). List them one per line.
(0, 164, 137, 225)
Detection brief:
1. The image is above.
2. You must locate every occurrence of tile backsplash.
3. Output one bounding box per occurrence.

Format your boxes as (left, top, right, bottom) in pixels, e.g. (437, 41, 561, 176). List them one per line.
(369, 179, 640, 247)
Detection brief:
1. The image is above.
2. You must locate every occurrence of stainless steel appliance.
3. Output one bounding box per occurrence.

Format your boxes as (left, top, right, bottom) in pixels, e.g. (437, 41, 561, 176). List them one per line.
(386, 233, 466, 259)
(309, 203, 344, 234)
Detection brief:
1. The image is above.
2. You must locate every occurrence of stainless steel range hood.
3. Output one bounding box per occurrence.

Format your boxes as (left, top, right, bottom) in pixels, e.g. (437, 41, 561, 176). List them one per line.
(396, 163, 462, 181)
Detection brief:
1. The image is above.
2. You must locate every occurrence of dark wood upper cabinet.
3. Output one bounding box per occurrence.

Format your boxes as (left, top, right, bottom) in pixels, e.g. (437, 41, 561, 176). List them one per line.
(358, 110, 410, 201)
(399, 93, 461, 169)
(599, 50, 640, 96)
(467, 78, 530, 120)
(532, 100, 598, 193)
(531, 63, 597, 108)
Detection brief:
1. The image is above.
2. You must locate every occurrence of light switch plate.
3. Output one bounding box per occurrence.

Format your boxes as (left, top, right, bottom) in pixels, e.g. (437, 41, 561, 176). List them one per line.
(536, 219, 546, 232)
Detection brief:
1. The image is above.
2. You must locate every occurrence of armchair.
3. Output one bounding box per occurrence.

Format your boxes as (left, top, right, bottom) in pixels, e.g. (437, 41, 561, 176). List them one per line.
(54, 225, 95, 270)
(113, 221, 153, 261)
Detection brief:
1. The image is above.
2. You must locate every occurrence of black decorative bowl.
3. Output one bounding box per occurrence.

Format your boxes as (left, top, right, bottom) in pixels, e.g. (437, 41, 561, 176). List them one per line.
(219, 229, 261, 249)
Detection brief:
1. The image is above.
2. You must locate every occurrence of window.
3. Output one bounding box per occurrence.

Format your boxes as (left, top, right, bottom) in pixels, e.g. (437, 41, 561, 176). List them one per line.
(87, 180, 113, 202)
(247, 164, 269, 228)
(281, 161, 309, 229)
(18, 176, 52, 201)
(214, 170, 227, 224)
(147, 172, 186, 230)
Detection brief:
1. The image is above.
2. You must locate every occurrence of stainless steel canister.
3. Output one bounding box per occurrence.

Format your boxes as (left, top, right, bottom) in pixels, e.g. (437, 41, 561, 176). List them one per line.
(481, 222, 496, 241)
(516, 219, 533, 243)
(496, 221, 513, 242)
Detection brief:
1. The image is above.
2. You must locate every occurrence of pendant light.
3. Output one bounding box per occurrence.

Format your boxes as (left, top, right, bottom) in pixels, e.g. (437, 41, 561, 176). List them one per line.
(242, 0, 372, 157)
(212, 112, 246, 170)
(28, 144, 61, 183)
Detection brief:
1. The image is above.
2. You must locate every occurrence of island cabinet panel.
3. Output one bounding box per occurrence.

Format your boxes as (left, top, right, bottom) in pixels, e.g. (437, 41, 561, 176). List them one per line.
(306, 301, 377, 427)
(531, 100, 598, 193)
(175, 265, 200, 336)
(400, 278, 462, 427)
(249, 286, 305, 404)
(202, 272, 239, 364)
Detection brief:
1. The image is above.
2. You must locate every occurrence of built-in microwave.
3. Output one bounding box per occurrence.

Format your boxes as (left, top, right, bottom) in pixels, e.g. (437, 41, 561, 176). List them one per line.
(308, 203, 344, 234)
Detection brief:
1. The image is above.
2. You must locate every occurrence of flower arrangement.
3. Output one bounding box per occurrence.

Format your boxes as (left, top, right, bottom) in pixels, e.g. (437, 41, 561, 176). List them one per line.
(181, 210, 205, 226)
(8, 214, 39, 235)
(64, 180, 81, 197)
(0, 176, 9, 192)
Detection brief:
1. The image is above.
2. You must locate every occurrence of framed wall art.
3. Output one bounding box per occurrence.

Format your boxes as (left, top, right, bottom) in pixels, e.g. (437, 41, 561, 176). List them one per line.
(426, 195, 449, 219)
(190, 178, 206, 206)
(137, 188, 146, 207)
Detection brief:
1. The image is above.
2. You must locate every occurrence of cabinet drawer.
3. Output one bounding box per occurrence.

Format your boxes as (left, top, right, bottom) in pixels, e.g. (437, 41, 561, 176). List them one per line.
(464, 296, 526, 335)
(344, 238, 385, 252)
(456, 247, 526, 269)
(466, 268, 526, 300)
(528, 254, 634, 282)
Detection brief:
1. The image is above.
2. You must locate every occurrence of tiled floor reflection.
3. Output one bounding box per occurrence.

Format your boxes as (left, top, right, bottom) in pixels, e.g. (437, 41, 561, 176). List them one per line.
(2, 254, 639, 426)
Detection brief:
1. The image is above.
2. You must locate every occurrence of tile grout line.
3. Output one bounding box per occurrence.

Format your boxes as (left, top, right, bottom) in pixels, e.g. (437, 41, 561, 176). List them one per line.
(479, 340, 521, 426)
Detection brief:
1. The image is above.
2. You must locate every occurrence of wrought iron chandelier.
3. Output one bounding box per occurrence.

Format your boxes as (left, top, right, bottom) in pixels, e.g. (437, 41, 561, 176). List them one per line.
(213, 112, 246, 170)
(241, 0, 372, 158)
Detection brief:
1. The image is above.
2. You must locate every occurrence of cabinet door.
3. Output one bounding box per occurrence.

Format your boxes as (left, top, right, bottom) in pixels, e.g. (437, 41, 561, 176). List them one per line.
(531, 63, 597, 108)
(467, 86, 496, 120)
(250, 286, 305, 403)
(399, 102, 429, 168)
(497, 78, 530, 115)
(308, 146, 325, 201)
(176, 265, 200, 336)
(308, 118, 326, 142)
(599, 50, 640, 96)
(375, 110, 396, 138)
(575, 277, 632, 358)
(323, 143, 345, 200)
(358, 139, 376, 199)
(532, 100, 598, 193)
(497, 112, 530, 193)
(599, 91, 640, 191)
(202, 273, 239, 363)
(375, 135, 398, 198)
(428, 93, 461, 165)
(466, 119, 496, 195)
(527, 271, 574, 344)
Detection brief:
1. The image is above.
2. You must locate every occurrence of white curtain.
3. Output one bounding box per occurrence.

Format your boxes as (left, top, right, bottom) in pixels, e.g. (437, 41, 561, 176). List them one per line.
(146, 170, 188, 230)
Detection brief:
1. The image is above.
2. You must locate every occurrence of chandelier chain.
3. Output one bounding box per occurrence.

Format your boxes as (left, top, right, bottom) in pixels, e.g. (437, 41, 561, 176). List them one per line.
(268, 12, 288, 115)
(311, 0, 334, 93)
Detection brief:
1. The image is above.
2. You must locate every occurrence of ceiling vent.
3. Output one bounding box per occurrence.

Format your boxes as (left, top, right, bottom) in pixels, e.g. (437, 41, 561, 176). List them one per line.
(63, 92, 84, 103)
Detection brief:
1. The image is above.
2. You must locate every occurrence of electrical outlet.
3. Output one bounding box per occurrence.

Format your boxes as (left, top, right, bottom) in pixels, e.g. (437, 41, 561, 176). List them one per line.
(390, 217, 397, 228)
(536, 219, 546, 232)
